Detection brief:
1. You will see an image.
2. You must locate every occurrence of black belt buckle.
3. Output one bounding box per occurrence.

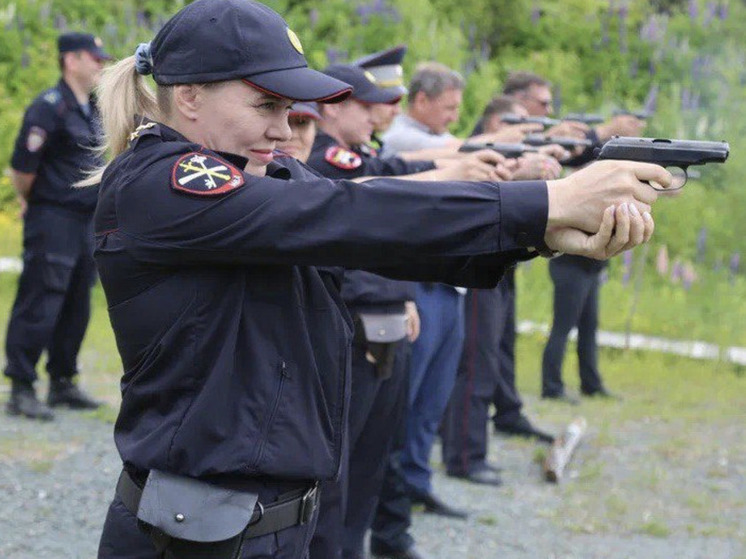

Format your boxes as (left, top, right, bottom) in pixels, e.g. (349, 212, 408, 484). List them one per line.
(298, 483, 318, 525)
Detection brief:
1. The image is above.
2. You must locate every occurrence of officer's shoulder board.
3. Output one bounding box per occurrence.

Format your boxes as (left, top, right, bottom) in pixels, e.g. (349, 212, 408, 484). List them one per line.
(129, 122, 159, 144)
(325, 145, 362, 170)
(171, 151, 244, 197)
(42, 88, 62, 106)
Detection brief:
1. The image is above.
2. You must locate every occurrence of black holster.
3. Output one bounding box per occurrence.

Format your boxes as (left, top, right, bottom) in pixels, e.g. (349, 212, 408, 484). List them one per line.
(353, 316, 398, 379)
(146, 527, 244, 559)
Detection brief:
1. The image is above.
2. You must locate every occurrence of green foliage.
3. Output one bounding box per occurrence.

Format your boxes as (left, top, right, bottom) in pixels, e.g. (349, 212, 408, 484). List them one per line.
(1, 0, 745, 263)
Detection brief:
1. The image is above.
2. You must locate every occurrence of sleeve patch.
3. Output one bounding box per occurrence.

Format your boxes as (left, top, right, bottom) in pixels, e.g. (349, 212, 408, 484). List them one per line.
(325, 146, 362, 170)
(171, 152, 245, 196)
(26, 126, 48, 153)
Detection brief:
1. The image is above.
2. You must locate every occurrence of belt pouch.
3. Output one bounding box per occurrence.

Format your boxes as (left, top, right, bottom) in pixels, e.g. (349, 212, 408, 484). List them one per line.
(136, 470, 259, 559)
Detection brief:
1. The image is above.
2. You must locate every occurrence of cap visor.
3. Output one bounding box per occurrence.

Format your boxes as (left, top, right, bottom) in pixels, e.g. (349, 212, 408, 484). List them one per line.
(90, 47, 113, 61)
(290, 110, 321, 120)
(290, 103, 322, 120)
(354, 89, 402, 104)
(247, 67, 352, 104)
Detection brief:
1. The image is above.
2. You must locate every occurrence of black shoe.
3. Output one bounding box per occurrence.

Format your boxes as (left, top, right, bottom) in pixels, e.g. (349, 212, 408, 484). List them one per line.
(541, 392, 580, 405)
(409, 489, 468, 519)
(582, 387, 622, 401)
(371, 545, 433, 559)
(495, 414, 555, 444)
(450, 467, 503, 487)
(47, 379, 101, 409)
(6, 382, 54, 421)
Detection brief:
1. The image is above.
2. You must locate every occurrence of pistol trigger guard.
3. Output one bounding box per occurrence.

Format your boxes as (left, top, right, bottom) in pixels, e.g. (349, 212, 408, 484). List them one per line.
(648, 166, 686, 192)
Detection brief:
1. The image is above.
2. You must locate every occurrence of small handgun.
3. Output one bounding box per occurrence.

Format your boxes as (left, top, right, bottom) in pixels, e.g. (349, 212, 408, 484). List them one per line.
(612, 109, 653, 120)
(523, 133, 594, 150)
(595, 136, 729, 189)
(563, 113, 605, 125)
(459, 142, 538, 159)
(500, 113, 560, 128)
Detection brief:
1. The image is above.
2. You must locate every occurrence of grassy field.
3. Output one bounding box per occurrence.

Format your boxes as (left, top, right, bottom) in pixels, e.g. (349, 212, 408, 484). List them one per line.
(0, 215, 745, 552)
(516, 256, 746, 349)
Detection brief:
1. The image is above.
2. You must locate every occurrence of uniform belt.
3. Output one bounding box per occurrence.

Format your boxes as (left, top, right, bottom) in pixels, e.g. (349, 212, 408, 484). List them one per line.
(116, 470, 320, 540)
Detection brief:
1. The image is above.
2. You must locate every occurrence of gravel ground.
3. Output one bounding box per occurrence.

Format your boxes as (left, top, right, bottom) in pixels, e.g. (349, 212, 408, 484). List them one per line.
(1, 399, 744, 559)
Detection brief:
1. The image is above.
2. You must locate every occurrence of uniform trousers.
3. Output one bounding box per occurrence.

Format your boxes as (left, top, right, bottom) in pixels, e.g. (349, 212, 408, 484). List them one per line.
(541, 256, 604, 397)
(309, 339, 410, 559)
(4, 204, 95, 384)
(400, 284, 464, 494)
(442, 285, 509, 476)
(98, 478, 319, 559)
(491, 271, 523, 428)
(369, 383, 414, 555)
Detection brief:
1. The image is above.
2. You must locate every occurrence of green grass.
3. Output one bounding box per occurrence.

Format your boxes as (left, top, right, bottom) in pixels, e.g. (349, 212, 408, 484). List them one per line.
(0, 210, 21, 257)
(0, 271, 122, 406)
(516, 256, 746, 348)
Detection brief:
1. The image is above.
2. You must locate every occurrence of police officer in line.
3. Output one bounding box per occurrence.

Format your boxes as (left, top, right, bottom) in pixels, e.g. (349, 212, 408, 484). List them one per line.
(441, 96, 561, 487)
(4, 32, 110, 421)
(303, 56, 425, 559)
(87, 0, 666, 556)
(352, 45, 408, 152)
(502, 72, 645, 403)
(307, 64, 512, 183)
(276, 102, 322, 163)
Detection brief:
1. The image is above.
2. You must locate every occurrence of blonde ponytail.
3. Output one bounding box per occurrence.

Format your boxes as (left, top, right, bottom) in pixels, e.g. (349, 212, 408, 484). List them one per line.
(77, 56, 160, 187)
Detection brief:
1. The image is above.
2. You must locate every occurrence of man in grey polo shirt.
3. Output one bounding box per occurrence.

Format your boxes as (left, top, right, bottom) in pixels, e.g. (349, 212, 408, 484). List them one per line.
(380, 62, 474, 518)
(381, 62, 464, 156)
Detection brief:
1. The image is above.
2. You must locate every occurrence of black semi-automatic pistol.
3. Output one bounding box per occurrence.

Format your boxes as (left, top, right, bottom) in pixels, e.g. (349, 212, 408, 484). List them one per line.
(595, 136, 730, 190)
(612, 109, 653, 120)
(500, 113, 560, 128)
(563, 113, 605, 125)
(458, 142, 538, 158)
(523, 133, 594, 150)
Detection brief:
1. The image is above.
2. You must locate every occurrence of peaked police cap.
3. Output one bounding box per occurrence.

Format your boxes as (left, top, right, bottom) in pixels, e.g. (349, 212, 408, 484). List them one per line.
(147, 0, 351, 103)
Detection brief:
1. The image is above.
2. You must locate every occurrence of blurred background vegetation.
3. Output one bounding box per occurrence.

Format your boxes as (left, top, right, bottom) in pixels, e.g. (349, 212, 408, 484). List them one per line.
(1, 0, 744, 344)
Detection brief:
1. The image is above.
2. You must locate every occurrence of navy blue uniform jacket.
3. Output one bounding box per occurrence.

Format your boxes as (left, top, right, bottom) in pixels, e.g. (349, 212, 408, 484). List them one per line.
(11, 79, 101, 213)
(94, 123, 547, 484)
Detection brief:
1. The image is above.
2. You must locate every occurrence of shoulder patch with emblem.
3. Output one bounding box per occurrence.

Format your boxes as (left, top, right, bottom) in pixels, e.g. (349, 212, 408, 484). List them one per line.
(171, 152, 244, 196)
(26, 126, 48, 153)
(325, 146, 362, 170)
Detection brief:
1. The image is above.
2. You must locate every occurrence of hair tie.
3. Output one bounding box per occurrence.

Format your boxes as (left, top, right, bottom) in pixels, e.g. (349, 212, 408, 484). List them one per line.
(134, 42, 154, 76)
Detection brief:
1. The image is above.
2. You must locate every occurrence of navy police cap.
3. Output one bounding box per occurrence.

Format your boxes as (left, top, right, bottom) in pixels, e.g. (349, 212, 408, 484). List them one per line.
(290, 102, 322, 120)
(352, 45, 408, 96)
(323, 64, 401, 104)
(142, 0, 351, 103)
(58, 32, 112, 60)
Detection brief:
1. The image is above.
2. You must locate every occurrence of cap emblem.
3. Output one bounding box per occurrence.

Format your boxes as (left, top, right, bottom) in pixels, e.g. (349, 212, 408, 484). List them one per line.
(171, 153, 244, 196)
(94, 37, 103, 48)
(287, 28, 304, 54)
(325, 146, 362, 170)
(364, 71, 377, 83)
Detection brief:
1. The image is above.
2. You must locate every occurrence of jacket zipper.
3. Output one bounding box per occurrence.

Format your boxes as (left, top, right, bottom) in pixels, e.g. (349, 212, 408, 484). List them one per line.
(251, 359, 289, 469)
